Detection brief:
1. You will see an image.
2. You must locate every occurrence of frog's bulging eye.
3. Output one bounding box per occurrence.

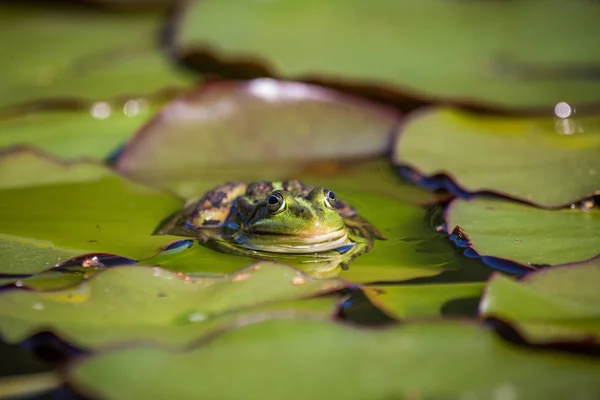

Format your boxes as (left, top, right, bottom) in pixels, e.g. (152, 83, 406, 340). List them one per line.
(267, 191, 286, 214)
(323, 189, 336, 209)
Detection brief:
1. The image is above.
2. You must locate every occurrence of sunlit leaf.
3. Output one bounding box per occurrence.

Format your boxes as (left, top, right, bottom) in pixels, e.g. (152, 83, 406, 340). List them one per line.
(0, 5, 190, 108)
(0, 153, 182, 272)
(365, 282, 484, 319)
(116, 79, 400, 183)
(71, 319, 600, 399)
(481, 261, 600, 343)
(177, 0, 600, 109)
(394, 107, 600, 207)
(0, 263, 346, 349)
(0, 103, 160, 160)
(446, 197, 600, 266)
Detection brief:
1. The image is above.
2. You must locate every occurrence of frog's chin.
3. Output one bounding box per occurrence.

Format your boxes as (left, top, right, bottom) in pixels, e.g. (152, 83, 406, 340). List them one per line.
(233, 229, 351, 254)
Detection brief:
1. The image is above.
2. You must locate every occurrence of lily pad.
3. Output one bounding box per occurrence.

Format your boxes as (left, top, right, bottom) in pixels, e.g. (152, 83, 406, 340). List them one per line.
(70, 319, 600, 400)
(0, 5, 190, 108)
(393, 107, 600, 208)
(0, 148, 113, 189)
(365, 282, 484, 319)
(0, 235, 76, 276)
(0, 263, 346, 349)
(115, 79, 400, 183)
(0, 154, 182, 273)
(176, 0, 600, 109)
(446, 197, 600, 266)
(0, 102, 160, 161)
(480, 260, 600, 343)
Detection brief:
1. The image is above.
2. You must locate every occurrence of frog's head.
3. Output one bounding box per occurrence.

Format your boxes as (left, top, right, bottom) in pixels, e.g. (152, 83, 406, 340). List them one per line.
(237, 186, 349, 253)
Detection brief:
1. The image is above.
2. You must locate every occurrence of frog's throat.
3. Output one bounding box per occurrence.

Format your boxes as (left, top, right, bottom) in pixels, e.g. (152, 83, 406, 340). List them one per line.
(233, 229, 351, 254)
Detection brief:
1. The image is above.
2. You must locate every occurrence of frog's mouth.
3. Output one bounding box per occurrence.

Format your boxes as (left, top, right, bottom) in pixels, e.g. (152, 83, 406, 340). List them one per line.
(233, 228, 351, 254)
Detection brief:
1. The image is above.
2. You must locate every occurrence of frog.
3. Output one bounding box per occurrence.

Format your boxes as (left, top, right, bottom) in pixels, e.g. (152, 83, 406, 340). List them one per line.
(154, 180, 385, 272)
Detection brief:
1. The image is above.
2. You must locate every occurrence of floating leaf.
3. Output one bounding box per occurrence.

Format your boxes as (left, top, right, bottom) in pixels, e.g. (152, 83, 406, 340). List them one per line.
(481, 261, 600, 343)
(365, 282, 484, 319)
(0, 5, 189, 108)
(0, 154, 182, 272)
(0, 148, 112, 189)
(0, 102, 160, 161)
(0, 263, 346, 349)
(176, 0, 600, 109)
(0, 235, 76, 276)
(116, 79, 400, 183)
(71, 319, 600, 400)
(393, 107, 600, 208)
(446, 197, 600, 266)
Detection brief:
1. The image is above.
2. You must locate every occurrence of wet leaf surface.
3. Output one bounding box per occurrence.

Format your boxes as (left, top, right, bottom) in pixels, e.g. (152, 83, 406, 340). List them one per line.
(0, 235, 76, 276)
(0, 102, 160, 161)
(365, 282, 484, 319)
(70, 319, 600, 400)
(0, 156, 182, 270)
(116, 79, 400, 183)
(446, 197, 600, 266)
(394, 107, 600, 208)
(0, 5, 190, 109)
(0, 263, 346, 349)
(481, 260, 600, 343)
(177, 0, 600, 109)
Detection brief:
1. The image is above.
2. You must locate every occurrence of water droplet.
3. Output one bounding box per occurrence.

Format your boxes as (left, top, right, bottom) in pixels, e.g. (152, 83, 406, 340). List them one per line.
(570, 203, 577, 210)
(90, 102, 111, 120)
(232, 273, 252, 282)
(14, 281, 23, 287)
(292, 276, 306, 285)
(123, 98, 147, 117)
(32, 302, 44, 311)
(187, 312, 207, 323)
(554, 102, 572, 118)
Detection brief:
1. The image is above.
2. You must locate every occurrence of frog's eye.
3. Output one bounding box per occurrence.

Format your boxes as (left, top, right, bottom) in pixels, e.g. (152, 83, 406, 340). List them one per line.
(267, 191, 286, 214)
(323, 189, 336, 209)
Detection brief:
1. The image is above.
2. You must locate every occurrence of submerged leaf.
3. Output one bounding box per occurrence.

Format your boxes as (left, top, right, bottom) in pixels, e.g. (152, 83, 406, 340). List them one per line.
(0, 263, 346, 349)
(177, 0, 600, 109)
(70, 319, 600, 400)
(445, 197, 600, 266)
(394, 107, 600, 208)
(481, 260, 600, 343)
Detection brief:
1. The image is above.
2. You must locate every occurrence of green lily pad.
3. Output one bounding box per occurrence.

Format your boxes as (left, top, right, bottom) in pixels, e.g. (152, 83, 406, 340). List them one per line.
(0, 148, 113, 189)
(0, 262, 345, 349)
(116, 79, 400, 183)
(446, 197, 600, 266)
(0, 235, 76, 276)
(70, 319, 600, 400)
(0, 5, 190, 108)
(393, 107, 600, 208)
(365, 282, 484, 319)
(0, 154, 182, 274)
(176, 0, 600, 109)
(480, 261, 600, 343)
(0, 102, 160, 160)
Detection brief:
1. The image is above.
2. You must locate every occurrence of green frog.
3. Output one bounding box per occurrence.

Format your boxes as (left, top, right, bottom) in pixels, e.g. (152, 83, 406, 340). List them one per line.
(154, 180, 385, 273)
